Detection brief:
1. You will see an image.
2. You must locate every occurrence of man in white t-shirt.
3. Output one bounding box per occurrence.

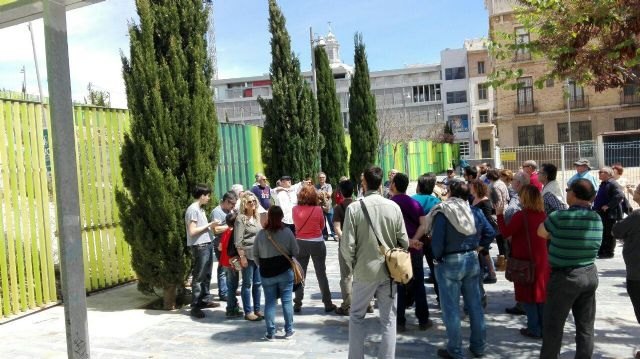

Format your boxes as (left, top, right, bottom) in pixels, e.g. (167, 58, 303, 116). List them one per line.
(276, 175, 302, 235)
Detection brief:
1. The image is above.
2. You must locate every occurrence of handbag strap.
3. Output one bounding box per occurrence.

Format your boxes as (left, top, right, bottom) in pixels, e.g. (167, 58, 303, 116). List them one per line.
(359, 199, 397, 253)
(298, 206, 318, 234)
(522, 210, 532, 259)
(266, 231, 295, 267)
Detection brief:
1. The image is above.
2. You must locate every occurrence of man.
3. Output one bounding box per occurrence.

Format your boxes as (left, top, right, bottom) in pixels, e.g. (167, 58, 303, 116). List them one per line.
(413, 173, 442, 300)
(341, 166, 409, 359)
(537, 179, 602, 359)
(333, 180, 356, 316)
(464, 166, 478, 183)
(184, 184, 221, 318)
(430, 180, 493, 359)
(276, 175, 299, 235)
(522, 160, 543, 192)
(567, 159, 598, 190)
(251, 173, 272, 210)
(316, 172, 336, 240)
(442, 168, 457, 188)
(390, 173, 432, 332)
(503, 171, 529, 315)
(478, 162, 490, 184)
(209, 191, 238, 302)
(593, 166, 625, 259)
(383, 169, 398, 199)
(539, 163, 568, 215)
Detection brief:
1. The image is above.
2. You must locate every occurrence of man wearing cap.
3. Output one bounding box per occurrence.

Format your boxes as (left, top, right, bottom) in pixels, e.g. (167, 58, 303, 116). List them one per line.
(568, 159, 598, 190)
(522, 160, 543, 192)
(593, 166, 625, 259)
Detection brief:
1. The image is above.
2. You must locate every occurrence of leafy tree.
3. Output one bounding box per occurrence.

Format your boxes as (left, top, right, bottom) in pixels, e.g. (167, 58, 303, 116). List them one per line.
(314, 45, 348, 184)
(491, 0, 640, 91)
(258, 0, 320, 182)
(117, 0, 219, 310)
(348, 33, 378, 182)
(84, 82, 110, 107)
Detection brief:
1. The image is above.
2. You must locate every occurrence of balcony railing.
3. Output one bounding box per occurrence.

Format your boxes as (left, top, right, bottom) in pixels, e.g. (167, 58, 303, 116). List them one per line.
(517, 101, 535, 114)
(622, 86, 640, 105)
(569, 95, 589, 109)
(513, 51, 532, 62)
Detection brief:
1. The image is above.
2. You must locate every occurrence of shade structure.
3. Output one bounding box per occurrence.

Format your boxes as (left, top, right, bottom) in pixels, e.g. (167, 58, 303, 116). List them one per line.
(0, 0, 103, 29)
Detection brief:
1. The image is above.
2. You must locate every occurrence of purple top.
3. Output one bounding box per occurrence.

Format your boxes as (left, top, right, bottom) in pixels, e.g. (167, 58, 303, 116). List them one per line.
(251, 185, 272, 209)
(391, 194, 425, 253)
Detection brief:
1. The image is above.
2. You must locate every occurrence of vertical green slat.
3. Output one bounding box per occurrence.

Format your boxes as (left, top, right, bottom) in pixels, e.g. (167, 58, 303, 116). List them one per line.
(30, 103, 49, 304)
(22, 103, 41, 307)
(95, 109, 113, 286)
(0, 100, 12, 316)
(8, 102, 27, 312)
(120, 110, 133, 277)
(103, 110, 118, 282)
(85, 108, 102, 289)
(75, 107, 93, 290)
(108, 110, 127, 282)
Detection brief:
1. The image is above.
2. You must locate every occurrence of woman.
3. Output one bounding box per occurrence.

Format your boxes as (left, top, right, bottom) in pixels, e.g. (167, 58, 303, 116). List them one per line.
(613, 184, 640, 359)
(234, 192, 264, 321)
(487, 169, 510, 271)
(613, 164, 635, 199)
(254, 206, 299, 340)
(497, 185, 549, 339)
(500, 169, 514, 190)
(469, 180, 498, 284)
(292, 184, 336, 313)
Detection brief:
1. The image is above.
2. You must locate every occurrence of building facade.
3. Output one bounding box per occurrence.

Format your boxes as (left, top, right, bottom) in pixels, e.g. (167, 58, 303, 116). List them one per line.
(486, 0, 640, 148)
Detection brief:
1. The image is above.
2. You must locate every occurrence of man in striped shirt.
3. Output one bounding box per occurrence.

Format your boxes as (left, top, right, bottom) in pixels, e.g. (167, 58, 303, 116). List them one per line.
(537, 178, 603, 359)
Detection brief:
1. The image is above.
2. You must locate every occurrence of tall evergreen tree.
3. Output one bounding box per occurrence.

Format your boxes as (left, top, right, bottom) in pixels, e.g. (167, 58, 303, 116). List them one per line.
(258, 0, 319, 182)
(348, 33, 378, 182)
(117, 0, 219, 309)
(314, 45, 348, 184)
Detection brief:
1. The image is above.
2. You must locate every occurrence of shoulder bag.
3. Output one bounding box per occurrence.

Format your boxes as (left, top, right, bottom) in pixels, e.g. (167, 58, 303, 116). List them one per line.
(267, 231, 305, 291)
(359, 200, 413, 287)
(505, 211, 536, 285)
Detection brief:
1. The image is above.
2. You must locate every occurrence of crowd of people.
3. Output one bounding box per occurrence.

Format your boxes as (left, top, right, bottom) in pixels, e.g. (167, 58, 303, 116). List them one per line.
(183, 158, 640, 359)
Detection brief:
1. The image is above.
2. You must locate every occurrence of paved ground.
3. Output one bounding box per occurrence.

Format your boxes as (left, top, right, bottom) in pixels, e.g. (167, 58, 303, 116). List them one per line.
(0, 240, 638, 358)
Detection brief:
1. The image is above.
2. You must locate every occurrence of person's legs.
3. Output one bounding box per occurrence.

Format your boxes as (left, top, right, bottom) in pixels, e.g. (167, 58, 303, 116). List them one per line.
(326, 208, 335, 236)
(261, 276, 278, 337)
(572, 265, 598, 359)
(279, 269, 295, 334)
(214, 244, 228, 299)
(190, 243, 213, 308)
(294, 240, 311, 309)
(251, 260, 262, 313)
(396, 284, 407, 327)
(435, 255, 464, 358)
(424, 246, 440, 301)
(309, 241, 334, 307)
(411, 252, 430, 325)
(241, 261, 255, 314)
(496, 234, 506, 257)
(338, 250, 353, 310)
(461, 252, 486, 356)
(349, 280, 380, 359)
(598, 214, 615, 258)
(627, 279, 640, 324)
(540, 269, 580, 359)
(376, 280, 397, 359)
(224, 267, 240, 313)
(522, 302, 542, 337)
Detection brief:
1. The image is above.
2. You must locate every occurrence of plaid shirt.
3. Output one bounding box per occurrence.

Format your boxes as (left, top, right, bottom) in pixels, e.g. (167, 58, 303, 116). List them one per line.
(504, 191, 522, 225)
(543, 191, 568, 215)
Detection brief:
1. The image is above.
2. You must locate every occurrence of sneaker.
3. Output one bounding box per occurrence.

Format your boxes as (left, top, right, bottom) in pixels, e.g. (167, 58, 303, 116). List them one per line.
(190, 308, 205, 319)
(244, 313, 260, 321)
(505, 305, 526, 315)
(519, 328, 542, 339)
(335, 307, 350, 316)
(419, 319, 433, 331)
(263, 333, 274, 341)
(324, 303, 337, 312)
(254, 311, 264, 319)
(225, 307, 243, 318)
(294, 305, 301, 313)
(366, 305, 374, 313)
(284, 330, 295, 339)
(483, 276, 497, 284)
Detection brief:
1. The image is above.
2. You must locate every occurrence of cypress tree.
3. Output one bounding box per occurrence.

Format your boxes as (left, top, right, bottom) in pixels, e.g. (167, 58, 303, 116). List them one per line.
(258, 0, 319, 182)
(348, 33, 378, 182)
(314, 45, 348, 184)
(117, 0, 219, 309)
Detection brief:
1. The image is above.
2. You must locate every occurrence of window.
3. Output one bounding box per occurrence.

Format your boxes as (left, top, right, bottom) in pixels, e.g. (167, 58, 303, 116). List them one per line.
(477, 61, 485, 75)
(518, 125, 544, 146)
(479, 110, 489, 123)
(614, 116, 640, 131)
(557, 121, 592, 143)
(448, 114, 469, 132)
(459, 141, 470, 157)
(446, 91, 467, 104)
(514, 27, 531, 61)
(445, 67, 466, 80)
(477, 83, 488, 100)
(412, 84, 441, 102)
(622, 84, 640, 104)
(481, 139, 491, 159)
(567, 80, 586, 108)
(545, 78, 554, 87)
(516, 77, 534, 113)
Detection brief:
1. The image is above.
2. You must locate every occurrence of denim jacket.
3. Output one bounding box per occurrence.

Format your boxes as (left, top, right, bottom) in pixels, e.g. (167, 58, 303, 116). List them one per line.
(431, 206, 496, 260)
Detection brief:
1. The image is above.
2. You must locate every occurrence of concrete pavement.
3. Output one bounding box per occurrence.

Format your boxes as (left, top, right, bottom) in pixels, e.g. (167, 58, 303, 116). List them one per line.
(0, 240, 638, 358)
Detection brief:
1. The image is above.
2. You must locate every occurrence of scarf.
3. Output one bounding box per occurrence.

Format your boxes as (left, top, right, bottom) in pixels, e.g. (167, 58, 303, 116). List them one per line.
(542, 180, 565, 202)
(426, 197, 477, 236)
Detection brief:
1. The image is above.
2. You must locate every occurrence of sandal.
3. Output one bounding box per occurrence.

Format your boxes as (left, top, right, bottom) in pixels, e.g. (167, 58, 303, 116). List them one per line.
(519, 328, 542, 339)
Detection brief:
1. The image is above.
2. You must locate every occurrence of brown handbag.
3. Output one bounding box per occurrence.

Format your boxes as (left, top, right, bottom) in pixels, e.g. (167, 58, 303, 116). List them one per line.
(505, 211, 536, 285)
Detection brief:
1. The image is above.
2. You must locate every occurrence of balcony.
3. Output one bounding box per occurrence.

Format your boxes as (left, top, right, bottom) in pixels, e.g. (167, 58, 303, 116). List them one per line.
(513, 51, 532, 62)
(569, 95, 589, 109)
(516, 101, 535, 114)
(621, 85, 640, 105)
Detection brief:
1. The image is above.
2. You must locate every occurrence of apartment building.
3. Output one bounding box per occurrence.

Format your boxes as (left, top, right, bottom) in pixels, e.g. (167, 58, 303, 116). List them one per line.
(465, 39, 496, 159)
(486, 0, 640, 148)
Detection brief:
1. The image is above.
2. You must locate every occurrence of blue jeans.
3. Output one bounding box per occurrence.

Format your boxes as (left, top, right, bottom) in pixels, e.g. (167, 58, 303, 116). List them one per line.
(241, 259, 262, 314)
(397, 251, 429, 325)
(262, 269, 294, 336)
(190, 242, 214, 307)
(322, 208, 335, 237)
(213, 244, 227, 298)
(224, 267, 240, 311)
(435, 251, 486, 359)
(523, 302, 544, 337)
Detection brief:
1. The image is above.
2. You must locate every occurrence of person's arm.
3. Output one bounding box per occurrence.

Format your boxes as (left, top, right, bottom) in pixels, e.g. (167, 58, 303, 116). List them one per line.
(253, 231, 263, 267)
(538, 216, 554, 240)
(187, 218, 217, 238)
(410, 215, 427, 249)
(497, 211, 523, 239)
(340, 208, 356, 276)
(612, 213, 637, 239)
(604, 181, 625, 212)
(233, 219, 249, 267)
(430, 213, 446, 259)
(333, 221, 343, 239)
(396, 209, 410, 250)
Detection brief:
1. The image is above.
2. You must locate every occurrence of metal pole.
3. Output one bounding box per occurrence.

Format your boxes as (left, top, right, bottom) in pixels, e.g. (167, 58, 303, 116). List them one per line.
(310, 26, 321, 172)
(28, 21, 48, 129)
(566, 79, 572, 143)
(43, 2, 90, 358)
(561, 144, 567, 198)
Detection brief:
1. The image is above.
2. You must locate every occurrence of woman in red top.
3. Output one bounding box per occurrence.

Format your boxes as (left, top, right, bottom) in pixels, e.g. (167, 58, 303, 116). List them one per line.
(292, 184, 336, 313)
(497, 184, 549, 339)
